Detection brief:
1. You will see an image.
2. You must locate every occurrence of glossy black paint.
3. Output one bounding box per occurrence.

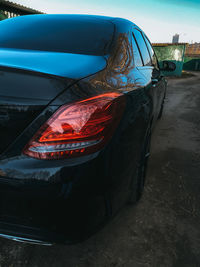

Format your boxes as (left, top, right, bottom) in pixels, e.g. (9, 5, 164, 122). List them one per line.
(0, 15, 166, 244)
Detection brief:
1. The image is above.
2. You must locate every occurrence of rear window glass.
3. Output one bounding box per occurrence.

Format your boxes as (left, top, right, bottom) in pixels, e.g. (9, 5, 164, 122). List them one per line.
(131, 33, 143, 67)
(143, 34, 158, 67)
(133, 29, 151, 66)
(0, 15, 114, 56)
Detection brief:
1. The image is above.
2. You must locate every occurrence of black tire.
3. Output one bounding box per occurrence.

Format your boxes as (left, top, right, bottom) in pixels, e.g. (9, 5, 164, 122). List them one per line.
(128, 131, 151, 204)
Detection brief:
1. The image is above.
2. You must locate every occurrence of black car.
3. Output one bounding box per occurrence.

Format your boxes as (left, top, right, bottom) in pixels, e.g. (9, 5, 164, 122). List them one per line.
(0, 14, 175, 245)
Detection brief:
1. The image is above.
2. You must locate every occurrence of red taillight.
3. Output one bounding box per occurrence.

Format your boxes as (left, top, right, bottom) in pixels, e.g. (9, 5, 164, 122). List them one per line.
(23, 92, 125, 160)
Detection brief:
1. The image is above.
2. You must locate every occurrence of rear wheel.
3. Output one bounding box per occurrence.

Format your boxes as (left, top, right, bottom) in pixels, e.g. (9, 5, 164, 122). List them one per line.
(128, 131, 151, 204)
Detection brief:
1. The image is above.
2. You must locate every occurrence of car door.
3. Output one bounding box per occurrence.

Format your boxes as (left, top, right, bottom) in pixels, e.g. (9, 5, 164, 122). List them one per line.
(107, 29, 151, 214)
(142, 33, 166, 119)
(133, 28, 166, 125)
(110, 29, 160, 213)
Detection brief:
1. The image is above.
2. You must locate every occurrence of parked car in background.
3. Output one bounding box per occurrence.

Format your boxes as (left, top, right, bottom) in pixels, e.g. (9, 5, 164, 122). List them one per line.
(0, 14, 175, 245)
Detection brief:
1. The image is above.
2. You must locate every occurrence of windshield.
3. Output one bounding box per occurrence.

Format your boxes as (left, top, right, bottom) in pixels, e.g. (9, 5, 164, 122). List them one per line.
(0, 15, 114, 56)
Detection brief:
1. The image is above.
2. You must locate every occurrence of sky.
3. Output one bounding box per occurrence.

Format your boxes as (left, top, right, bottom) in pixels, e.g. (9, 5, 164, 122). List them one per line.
(14, 0, 200, 43)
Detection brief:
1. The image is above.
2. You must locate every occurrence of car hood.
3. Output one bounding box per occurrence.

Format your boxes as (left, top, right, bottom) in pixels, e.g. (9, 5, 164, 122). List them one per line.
(0, 48, 107, 79)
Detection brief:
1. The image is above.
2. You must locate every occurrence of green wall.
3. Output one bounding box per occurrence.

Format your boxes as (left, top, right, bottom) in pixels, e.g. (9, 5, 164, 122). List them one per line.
(183, 57, 200, 71)
(153, 44, 186, 76)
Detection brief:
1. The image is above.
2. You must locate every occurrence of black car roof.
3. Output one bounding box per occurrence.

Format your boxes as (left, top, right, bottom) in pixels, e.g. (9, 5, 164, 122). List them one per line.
(8, 14, 136, 31)
(8, 14, 118, 23)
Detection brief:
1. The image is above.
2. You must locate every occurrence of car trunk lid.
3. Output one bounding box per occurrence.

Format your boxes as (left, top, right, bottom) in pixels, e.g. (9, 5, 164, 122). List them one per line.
(0, 48, 107, 79)
(0, 69, 70, 155)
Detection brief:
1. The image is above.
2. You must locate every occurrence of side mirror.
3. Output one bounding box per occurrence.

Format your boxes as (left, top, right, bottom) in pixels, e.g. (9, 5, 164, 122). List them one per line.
(160, 61, 176, 72)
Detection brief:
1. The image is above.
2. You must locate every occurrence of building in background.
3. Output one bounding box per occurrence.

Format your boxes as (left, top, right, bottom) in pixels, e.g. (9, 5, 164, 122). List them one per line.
(0, 0, 43, 20)
(172, 34, 179, 43)
(185, 43, 200, 57)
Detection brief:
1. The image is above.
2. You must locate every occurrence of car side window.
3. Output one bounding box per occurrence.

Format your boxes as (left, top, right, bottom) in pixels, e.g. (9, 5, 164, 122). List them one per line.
(131, 33, 143, 67)
(143, 34, 158, 68)
(133, 29, 151, 66)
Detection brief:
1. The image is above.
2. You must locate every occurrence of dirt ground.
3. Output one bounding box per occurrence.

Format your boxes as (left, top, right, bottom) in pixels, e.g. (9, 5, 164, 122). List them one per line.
(0, 72, 200, 267)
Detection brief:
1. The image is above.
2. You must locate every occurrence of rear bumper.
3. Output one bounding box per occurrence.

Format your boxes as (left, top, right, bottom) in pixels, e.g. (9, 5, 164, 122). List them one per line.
(0, 153, 108, 244)
(0, 185, 107, 244)
(0, 222, 59, 245)
(0, 187, 107, 244)
(0, 233, 52, 246)
(0, 221, 90, 245)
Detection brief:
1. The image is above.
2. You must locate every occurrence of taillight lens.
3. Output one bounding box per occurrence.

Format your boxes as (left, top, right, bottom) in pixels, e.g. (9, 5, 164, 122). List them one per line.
(23, 92, 125, 160)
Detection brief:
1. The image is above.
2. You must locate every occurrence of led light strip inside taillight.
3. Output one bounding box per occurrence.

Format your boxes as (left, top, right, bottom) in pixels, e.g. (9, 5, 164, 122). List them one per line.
(29, 140, 101, 153)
